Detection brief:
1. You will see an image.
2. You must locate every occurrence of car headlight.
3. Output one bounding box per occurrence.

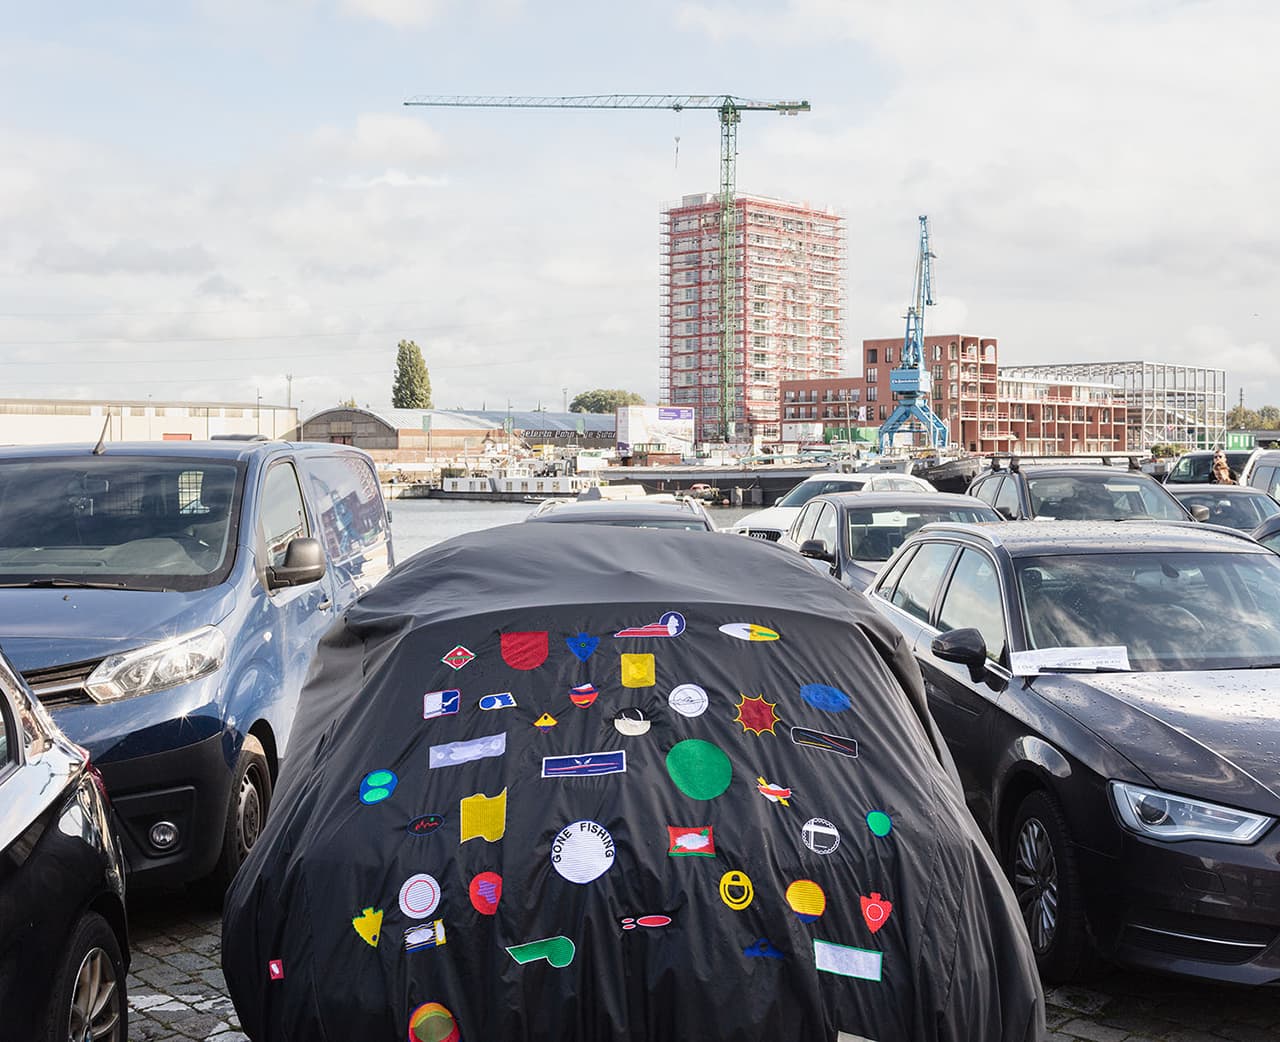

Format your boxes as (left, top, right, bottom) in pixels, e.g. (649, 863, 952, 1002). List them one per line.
(1109, 781, 1273, 844)
(86, 626, 226, 704)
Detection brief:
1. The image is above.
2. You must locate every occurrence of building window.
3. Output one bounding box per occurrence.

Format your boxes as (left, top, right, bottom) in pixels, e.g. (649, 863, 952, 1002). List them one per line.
(867, 349, 878, 364)
(866, 368, 877, 382)
(879, 405, 888, 420)
(934, 345, 942, 362)
(885, 347, 894, 363)
(867, 386, 878, 402)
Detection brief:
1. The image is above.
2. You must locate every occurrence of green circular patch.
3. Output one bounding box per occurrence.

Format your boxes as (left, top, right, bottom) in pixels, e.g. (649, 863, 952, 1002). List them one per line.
(866, 810, 893, 837)
(366, 770, 394, 787)
(665, 739, 732, 800)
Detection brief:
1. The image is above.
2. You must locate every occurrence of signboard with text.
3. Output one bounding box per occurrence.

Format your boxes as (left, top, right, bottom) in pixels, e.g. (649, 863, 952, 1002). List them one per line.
(616, 406, 696, 456)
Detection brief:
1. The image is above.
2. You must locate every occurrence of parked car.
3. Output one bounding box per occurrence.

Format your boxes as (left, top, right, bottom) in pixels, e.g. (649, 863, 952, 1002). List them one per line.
(968, 462, 1201, 521)
(1167, 484, 1280, 532)
(526, 495, 716, 530)
(1165, 449, 1256, 484)
(728, 470, 936, 542)
(1251, 514, 1280, 553)
(0, 441, 393, 889)
(0, 645, 129, 1041)
(778, 491, 1000, 589)
(1239, 449, 1280, 498)
(867, 519, 1280, 984)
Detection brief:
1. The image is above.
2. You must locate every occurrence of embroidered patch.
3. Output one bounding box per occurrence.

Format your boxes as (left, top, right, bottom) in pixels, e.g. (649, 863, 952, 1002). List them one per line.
(615, 611, 686, 638)
(860, 892, 893, 934)
(620, 914, 673, 930)
(429, 732, 506, 769)
(837, 1033, 879, 1042)
(719, 623, 780, 642)
(407, 1002, 459, 1042)
(478, 691, 517, 711)
(744, 938, 785, 960)
(506, 936, 576, 968)
(501, 631, 548, 670)
(551, 820, 615, 883)
(786, 879, 826, 922)
(667, 825, 715, 857)
(459, 788, 507, 843)
(757, 777, 792, 806)
(533, 712, 559, 732)
(542, 750, 626, 777)
(398, 873, 442, 919)
(813, 939, 882, 981)
(791, 726, 858, 758)
(734, 693, 780, 736)
(866, 810, 893, 837)
(620, 653, 656, 687)
(404, 920, 447, 952)
(802, 817, 840, 854)
(668, 683, 709, 717)
(800, 683, 852, 713)
(441, 645, 474, 670)
(566, 632, 600, 661)
(719, 869, 754, 910)
(268, 959, 284, 980)
(666, 739, 733, 800)
(352, 907, 382, 947)
(407, 813, 444, 837)
(423, 689, 460, 720)
(469, 872, 502, 915)
(359, 769, 397, 805)
(569, 683, 599, 708)
(613, 707, 651, 735)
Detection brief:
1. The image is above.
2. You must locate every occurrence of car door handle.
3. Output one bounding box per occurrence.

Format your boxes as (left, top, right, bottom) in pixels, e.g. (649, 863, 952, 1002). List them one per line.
(317, 598, 333, 612)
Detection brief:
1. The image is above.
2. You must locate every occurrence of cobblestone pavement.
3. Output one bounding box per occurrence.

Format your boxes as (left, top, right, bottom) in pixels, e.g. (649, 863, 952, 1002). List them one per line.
(127, 890, 1279, 1041)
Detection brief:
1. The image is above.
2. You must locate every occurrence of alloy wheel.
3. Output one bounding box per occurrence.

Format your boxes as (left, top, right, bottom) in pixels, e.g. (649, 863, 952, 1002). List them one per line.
(68, 946, 122, 1042)
(1013, 816, 1059, 954)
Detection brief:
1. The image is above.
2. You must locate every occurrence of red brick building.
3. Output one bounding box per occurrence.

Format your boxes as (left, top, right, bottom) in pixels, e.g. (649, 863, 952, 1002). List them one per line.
(781, 334, 1127, 454)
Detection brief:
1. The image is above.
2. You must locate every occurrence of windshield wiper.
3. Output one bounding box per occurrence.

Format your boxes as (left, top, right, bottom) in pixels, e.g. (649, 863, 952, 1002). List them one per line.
(1034, 665, 1132, 674)
(0, 577, 129, 590)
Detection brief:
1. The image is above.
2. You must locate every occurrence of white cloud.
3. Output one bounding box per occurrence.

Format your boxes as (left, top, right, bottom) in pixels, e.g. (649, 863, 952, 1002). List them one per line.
(337, 0, 446, 28)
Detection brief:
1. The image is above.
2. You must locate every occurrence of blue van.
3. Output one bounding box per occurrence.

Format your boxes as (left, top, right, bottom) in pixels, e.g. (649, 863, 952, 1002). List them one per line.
(0, 440, 393, 887)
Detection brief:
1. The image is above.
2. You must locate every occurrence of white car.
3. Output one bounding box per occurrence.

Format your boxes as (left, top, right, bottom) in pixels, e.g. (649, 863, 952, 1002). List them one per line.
(728, 470, 936, 542)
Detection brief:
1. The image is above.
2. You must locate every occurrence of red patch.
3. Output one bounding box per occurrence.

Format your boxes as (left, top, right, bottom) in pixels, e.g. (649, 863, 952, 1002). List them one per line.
(268, 959, 284, 980)
(860, 892, 893, 933)
(469, 871, 502, 915)
(501, 631, 548, 670)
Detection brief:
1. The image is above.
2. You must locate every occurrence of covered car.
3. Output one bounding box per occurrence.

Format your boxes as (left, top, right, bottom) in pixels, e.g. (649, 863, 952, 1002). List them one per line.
(223, 524, 1043, 1042)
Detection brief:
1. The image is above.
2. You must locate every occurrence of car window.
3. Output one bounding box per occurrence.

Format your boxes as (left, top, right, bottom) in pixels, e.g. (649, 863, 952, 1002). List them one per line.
(970, 476, 1000, 506)
(259, 461, 310, 569)
(1175, 492, 1280, 531)
(776, 478, 866, 508)
(1025, 473, 1184, 521)
(1261, 532, 1280, 553)
(1167, 454, 1212, 483)
(937, 549, 1007, 662)
(847, 505, 998, 561)
(1250, 465, 1277, 496)
(874, 544, 918, 600)
(305, 455, 388, 564)
(791, 503, 824, 544)
(993, 477, 1020, 518)
(889, 542, 956, 623)
(0, 688, 10, 769)
(813, 503, 838, 550)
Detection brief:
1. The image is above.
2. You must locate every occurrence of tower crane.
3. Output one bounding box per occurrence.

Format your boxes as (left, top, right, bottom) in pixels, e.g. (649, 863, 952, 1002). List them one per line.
(403, 94, 810, 441)
(878, 215, 948, 453)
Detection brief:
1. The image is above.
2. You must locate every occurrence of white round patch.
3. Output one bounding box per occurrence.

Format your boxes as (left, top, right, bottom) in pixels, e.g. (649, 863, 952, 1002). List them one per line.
(398, 873, 442, 919)
(802, 817, 841, 855)
(550, 820, 616, 884)
(668, 683, 709, 718)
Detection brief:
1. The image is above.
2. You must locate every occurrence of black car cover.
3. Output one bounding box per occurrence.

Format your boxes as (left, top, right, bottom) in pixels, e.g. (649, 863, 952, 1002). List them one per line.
(223, 524, 1044, 1042)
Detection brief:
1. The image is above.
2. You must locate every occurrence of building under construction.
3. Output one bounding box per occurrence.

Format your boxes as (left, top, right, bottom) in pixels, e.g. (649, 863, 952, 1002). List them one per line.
(659, 193, 845, 443)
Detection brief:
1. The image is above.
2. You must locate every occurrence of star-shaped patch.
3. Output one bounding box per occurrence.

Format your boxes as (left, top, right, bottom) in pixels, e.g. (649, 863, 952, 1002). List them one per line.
(734, 693, 780, 736)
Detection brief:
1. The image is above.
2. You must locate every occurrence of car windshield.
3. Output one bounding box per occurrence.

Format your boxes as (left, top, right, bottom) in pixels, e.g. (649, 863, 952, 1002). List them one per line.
(776, 478, 866, 507)
(1017, 550, 1280, 671)
(0, 457, 244, 592)
(1173, 491, 1280, 531)
(1025, 472, 1185, 521)
(847, 505, 998, 561)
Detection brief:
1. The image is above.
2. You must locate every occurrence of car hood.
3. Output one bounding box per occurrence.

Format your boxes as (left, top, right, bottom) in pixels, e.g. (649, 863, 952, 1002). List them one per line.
(729, 505, 800, 533)
(1034, 670, 1280, 815)
(0, 587, 234, 673)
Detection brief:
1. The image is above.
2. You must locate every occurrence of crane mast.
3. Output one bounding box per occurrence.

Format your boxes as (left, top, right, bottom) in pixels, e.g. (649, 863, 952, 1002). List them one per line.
(878, 215, 948, 453)
(404, 94, 809, 442)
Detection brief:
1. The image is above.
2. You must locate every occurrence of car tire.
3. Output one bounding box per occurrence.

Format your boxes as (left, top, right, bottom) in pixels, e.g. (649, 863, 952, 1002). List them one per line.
(1006, 789, 1087, 982)
(206, 733, 273, 893)
(42, 910, 128, 1042)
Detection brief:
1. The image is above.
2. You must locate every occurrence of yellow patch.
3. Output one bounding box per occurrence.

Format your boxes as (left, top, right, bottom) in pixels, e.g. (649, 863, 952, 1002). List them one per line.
(352, 906, 382, 948)
(459, 787, 507, 843)
(620, 653, 656, 688)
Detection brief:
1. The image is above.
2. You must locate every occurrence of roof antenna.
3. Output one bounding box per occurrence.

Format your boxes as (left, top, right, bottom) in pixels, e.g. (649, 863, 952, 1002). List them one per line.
(91, 411, 111, 455)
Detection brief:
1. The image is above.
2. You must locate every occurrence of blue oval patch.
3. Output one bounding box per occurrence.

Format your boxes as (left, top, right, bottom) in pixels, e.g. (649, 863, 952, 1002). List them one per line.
(799, 684, 852, 713)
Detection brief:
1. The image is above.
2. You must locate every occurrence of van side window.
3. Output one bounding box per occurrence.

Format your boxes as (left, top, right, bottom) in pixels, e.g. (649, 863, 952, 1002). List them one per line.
(305, 456, 388, 562)
(260, 462, 309, 568)
(1252, 465, 1276, 496)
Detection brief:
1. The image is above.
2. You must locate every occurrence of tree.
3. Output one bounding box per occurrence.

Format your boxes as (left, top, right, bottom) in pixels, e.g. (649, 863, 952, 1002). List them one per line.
(1227, 405, 1261, 430)
(338, 396, 359, 408)
(392, 339, 432, 409)
(569, 388, 646, 414)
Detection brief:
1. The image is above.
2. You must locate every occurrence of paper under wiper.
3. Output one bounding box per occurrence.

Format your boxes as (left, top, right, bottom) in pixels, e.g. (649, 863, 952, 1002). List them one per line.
(1010, 645, 1131, 676)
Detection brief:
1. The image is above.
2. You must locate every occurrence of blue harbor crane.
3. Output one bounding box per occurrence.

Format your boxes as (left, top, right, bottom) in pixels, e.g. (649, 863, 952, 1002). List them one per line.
(878, 215, 948, 453)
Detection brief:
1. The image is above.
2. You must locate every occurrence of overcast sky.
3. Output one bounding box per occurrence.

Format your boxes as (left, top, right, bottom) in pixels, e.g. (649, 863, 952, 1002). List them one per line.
(3, 1, 1276, 417)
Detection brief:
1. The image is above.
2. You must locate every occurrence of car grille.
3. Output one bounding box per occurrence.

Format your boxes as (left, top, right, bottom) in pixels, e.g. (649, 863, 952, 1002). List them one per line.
(745, 529, 782, 542)
(21, 658, 101, 708)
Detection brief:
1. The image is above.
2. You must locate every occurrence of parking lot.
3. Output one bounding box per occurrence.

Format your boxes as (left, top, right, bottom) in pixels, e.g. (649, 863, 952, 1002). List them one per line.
(127, 889, 1279, 1042)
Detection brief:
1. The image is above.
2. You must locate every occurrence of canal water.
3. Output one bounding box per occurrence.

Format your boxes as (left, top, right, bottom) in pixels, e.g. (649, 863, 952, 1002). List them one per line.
(388, 499, 759, 560)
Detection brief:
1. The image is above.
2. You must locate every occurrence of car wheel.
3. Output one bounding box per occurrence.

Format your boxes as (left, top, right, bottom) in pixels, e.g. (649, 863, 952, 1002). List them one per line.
(206, 733, 273, 892)
(1007, 789, 1087, 982)
(43, 910, 127, 1042)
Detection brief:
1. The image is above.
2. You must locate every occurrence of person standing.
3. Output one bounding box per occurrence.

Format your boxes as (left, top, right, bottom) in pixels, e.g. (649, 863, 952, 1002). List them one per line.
(1211, 449, 1235, 484)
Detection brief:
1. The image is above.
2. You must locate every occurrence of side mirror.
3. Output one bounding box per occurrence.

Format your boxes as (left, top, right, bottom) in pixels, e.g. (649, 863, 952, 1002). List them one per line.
(266, 536, 327, 590)
(1190, 504, 1210, 522)
(799, 539, 835, 563)
(994, 505, 1016, 520)
(931, 627, 988, 668)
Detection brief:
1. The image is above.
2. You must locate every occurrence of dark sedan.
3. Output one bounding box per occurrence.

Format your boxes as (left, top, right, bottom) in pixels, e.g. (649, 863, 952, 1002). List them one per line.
(1168, 484, 1280, 532)
(778, 491, 1000, 589)
(0, 648, 129, 1039)
(867, 520, 1280, 984)
(1254, 514, 1280, 553)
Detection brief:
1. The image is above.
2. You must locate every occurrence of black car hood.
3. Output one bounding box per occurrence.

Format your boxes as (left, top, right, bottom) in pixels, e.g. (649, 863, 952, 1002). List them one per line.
(1035, 670, 1280, 815)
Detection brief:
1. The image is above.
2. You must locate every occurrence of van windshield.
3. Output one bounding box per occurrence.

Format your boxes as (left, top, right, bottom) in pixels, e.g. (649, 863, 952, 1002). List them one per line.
(0, 457, 244, 592)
